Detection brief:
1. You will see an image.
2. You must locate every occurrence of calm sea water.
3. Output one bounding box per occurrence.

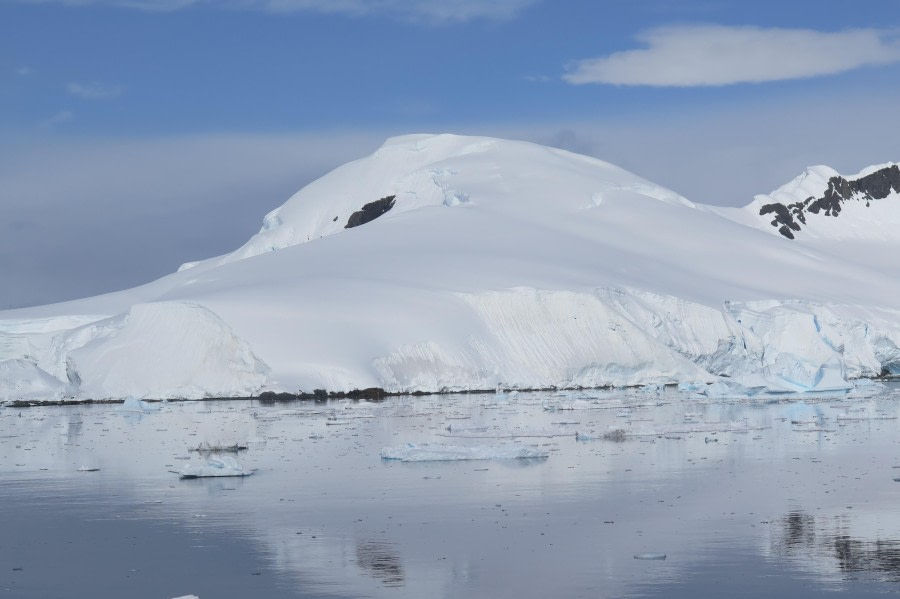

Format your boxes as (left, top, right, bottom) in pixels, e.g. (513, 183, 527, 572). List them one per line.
(3, 385, 900, 598)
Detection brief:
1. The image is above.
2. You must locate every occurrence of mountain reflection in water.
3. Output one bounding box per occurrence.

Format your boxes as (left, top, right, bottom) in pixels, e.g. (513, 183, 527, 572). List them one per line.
(774, 510, 900, 583)
(355, 540, 405, 587)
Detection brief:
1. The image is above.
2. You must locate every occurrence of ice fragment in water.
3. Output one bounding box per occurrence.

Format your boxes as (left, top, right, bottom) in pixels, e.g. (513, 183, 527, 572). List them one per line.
(118, 396, 160, 413)
(380, 442, 549, 462)
(177, 456, 253, 478)
(634, 553, 667, 560)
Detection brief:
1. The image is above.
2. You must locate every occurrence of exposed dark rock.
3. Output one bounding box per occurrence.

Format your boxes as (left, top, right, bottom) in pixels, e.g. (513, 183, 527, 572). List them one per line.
(258, 391, 300, 403)
(345, 196, 396, 229)
(342, 387, 388, 399)
(758, 164, 900, 239)
(778, 225, 795, 240)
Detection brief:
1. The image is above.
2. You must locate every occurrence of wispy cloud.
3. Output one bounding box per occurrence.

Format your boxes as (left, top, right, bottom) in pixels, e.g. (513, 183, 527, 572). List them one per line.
(38, 110, 74, 130)
(18, 0, 538, 22)
(66, 81, 124, 100)
(0, 131, 386, 308)
(16, 66, 34, 76)
(564, 25, 900, 86)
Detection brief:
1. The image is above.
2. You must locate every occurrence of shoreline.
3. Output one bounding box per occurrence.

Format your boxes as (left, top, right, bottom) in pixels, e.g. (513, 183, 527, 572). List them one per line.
(0, 385, 599, 409)
(4, 375, 899, 409)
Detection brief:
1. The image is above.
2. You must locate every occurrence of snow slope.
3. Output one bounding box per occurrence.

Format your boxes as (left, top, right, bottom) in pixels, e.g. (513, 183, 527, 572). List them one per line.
(3, 134, 900, 401)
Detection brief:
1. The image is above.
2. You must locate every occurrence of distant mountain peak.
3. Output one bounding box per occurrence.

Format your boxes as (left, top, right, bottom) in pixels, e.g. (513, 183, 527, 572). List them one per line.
(756, 163, 900, 239)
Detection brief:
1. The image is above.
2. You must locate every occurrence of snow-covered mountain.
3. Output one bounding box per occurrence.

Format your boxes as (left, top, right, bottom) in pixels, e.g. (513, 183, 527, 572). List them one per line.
(738, 163, 900, 240)
(3, 134, 900, 402)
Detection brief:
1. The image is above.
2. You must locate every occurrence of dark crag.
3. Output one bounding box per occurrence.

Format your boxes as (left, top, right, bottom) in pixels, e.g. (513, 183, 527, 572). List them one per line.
(759, 164, 900, 239)
(345, 195, 397, 229)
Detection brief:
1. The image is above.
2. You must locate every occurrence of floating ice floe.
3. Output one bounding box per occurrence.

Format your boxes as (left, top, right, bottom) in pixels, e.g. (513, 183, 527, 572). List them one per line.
(176, 456, 254, 479)
(634, 553, 667, 560)
(118, 396, 161, 414)
(380, 442, 549, 462)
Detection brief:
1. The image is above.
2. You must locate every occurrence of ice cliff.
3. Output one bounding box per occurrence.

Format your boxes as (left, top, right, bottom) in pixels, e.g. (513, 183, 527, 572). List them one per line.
(2, 134, 900, 401)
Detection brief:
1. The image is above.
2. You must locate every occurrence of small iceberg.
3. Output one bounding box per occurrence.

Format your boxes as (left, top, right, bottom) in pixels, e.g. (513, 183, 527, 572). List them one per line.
(118, 395, 161, 413)
(380, 442, 549, 462)
(175, 456, 254, 479)
(634, 553, 667, 560)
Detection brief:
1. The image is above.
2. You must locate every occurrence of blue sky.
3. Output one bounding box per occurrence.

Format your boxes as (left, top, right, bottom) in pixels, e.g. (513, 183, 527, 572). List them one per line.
(3, 0, 900, 308)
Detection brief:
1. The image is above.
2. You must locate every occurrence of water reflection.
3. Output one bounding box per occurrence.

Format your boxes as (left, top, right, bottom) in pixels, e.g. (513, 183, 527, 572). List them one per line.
(781, 511, 816, 549)
(773, 510, 900, 583)
(3, 385, 900, 598)
(355, 540, 405, 587)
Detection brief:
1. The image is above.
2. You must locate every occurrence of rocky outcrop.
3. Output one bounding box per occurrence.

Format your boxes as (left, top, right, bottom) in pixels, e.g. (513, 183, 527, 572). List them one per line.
(345, 195, 396, 228)
(760, 164, 900, 239)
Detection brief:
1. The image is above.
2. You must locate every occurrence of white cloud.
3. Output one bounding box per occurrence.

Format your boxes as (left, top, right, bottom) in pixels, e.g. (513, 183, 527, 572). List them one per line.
(16, 66, 34, 76)
(66, 81, 124, 100)
(0, 131, 387, 308)
(37, 110, 73, 130)
(564, 25, 900, 86)
(19, 0, 537, 21)
(477, 89, 900, 208)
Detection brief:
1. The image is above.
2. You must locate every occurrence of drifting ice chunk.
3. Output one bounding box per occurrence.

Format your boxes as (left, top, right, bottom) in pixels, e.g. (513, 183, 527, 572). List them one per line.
(177, 456, 253, 478)
(118, 395, 161, 413)
(634, 553, 667, 560)
(380, 442, 549, 462)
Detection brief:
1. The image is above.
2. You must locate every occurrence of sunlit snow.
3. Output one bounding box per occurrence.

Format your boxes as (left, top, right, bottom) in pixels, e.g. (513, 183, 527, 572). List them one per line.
(2, 134, 900, 401)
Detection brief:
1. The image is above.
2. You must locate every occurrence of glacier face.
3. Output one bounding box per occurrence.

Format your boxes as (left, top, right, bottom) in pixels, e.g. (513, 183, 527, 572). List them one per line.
(2, 134, 900, 401)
